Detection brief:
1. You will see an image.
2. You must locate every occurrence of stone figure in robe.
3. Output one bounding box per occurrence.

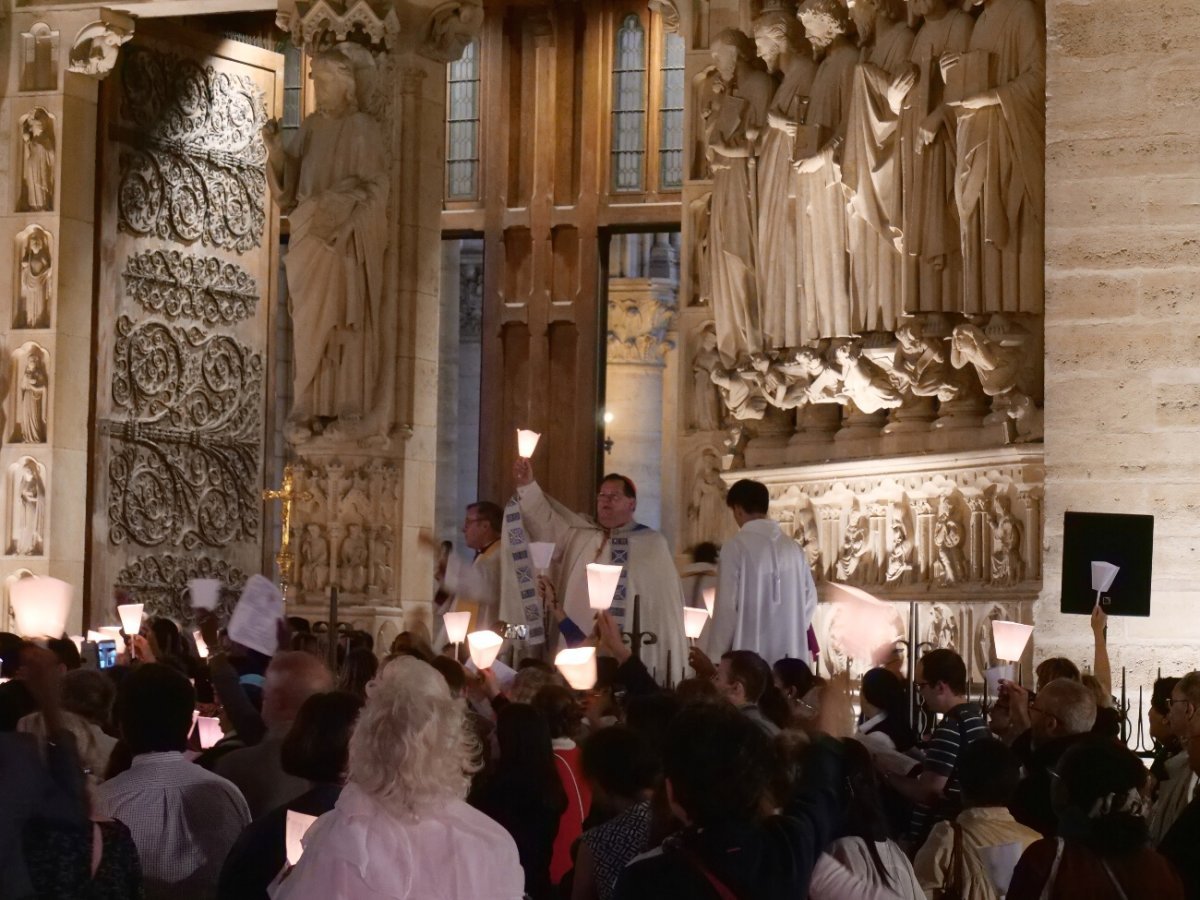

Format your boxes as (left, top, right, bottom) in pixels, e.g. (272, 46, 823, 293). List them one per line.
(948, 0, 1045, 314)
(371, 525, 394, 594)
(898, 0, 974, 313)
(19, 228, 52, 329)
(835, 513, 873, 582)
(12, 461, 44, 556)
(949, 322, 1029, 396)
(711, 366, 768, 421)
(690, 324, 724, 430)
(933, 493, 967, 585)
(20, 112, 54, 212)
(841, 0, 914, 334)
(16, 351, 48, 443)
(833, 343, 902, 413)
(796, 0, 859, 342)
(989, 493, 1024, 585)
(300, 524, 329, 593)
(687, 449, 727, 549)
(752, 3, 816, 350)
(264, 43, 390, 445)
(704, 29, 775, 366)
(885, 521, 915, 584)
(886, 319, 958, 399)
(340, 523, 369, 593)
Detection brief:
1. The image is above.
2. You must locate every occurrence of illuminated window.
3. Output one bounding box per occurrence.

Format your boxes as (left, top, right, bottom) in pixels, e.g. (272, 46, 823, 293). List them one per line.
(611, 15, 647, 193)
(446, 41, 481, 201)
(658, 32, 685, 190)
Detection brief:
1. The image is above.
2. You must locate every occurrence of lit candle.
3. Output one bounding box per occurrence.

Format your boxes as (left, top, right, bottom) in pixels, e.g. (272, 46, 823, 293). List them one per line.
(702, 587, 716, 616)
(683, 607, 710, 641)
(991, 620, 1034, 663)
(586, 563, 622, 611)
(9, 576, 73, 639)
(529, 542, 556, 572)
(467, 630, 504, 670)
(443, 611, 471, 646)
(117, 602, 144, 636)
(555, 646, 597, 690)
(517, 429, 541, 459)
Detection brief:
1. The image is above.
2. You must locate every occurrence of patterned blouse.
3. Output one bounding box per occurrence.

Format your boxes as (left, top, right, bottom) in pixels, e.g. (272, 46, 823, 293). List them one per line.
(581, 800, 653, 900)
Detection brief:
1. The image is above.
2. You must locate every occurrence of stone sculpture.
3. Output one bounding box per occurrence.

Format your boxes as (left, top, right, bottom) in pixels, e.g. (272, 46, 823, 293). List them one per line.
(900, 0, 973, 313)
(885, 521, 916, 584)
(687, 447, 727, 548)
(796, 0, 858, 342)
(949, 0, 1046, 315)
(926, 602, 960, 649)
(371, 525, 394, 594)
(704, 29, 774, 365)
(753, 1, 815, 350)
(835, 513, 873, 582)
(299, 524, 329, 593)
(340, 523, 369, 593)
(264, 43, 390, 445)
(19, 110, 55, 213)
(690, 324, 724, 430)
(12, 460, 45, 556)
(422, 1, 484, 62)
(989, 492, 1024, 585)
(68, 17, 133, 79)
(834, 343, 903, 414)
(842, 0, 914, 334)
(21, 23, 59, 91)
(18, 227, 53, 329)
(711, 366, 768, 421)
(933, 493, 967, 585)
(885, 319, 958, 400)
(14, 349, 48, 444)
(949, 322, 1030, 396)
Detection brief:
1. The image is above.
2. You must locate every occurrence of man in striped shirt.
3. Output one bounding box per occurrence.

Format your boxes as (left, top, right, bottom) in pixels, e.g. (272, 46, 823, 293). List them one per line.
(885, 648, 992, 847)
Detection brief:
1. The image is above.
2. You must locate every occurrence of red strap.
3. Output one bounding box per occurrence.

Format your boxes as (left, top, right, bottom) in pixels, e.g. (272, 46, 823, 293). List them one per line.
(680, 847, 741, 900)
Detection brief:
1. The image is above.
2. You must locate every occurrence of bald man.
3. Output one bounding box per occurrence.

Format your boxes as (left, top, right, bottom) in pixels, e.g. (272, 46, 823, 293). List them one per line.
(215, 651, 334, 819)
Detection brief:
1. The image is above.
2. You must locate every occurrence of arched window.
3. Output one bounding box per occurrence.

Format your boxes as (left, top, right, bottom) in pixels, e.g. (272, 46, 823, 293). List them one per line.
(446, 40, 481, 201)
(611, 15, 647, 193)
(658, 31, 685, 190)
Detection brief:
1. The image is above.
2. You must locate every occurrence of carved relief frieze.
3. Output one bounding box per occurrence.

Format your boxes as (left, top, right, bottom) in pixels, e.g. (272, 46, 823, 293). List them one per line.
(122, 250, 259, 325)
(607, 281, 677, 365)
(104, 315, 263, 549)
(114, 553, 248, 621)
(116, 46, 267, 253)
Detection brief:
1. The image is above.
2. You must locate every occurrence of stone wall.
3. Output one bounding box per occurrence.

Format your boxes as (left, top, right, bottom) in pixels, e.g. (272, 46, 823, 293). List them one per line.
(1040, 0, 1200, 704)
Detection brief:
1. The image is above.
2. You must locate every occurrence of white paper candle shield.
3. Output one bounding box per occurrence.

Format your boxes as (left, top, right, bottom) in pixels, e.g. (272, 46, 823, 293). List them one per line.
(467, 630, 503, 670)
(825, 582, 903, 664)
(530, 542, 556, 571)
(98, 626, 123, 645)
(984, 663, 1016, 696)
(196, 716, 224, 749)
(443, 611, 471, 645)
(586, 563, 623, 611)
(517, 429, 541, 459)
(117, 603, 144, 635)
(1091, 561, 1120, 594)
(702, 587, 716, 616)
(193, 630, 209, 659)
(286, 811, 319, 866)
(683, 607, 710, 640)
(9, 576, 73, 639)
(187, 578, 222, 611)
(87, 629, 103, 643)
(992, 620, 1034, 662)
(555, 646, 598, 690)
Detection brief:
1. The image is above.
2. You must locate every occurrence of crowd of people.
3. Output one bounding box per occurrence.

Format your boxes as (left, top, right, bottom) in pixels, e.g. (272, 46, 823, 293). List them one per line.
(1, 473, 1198, 900)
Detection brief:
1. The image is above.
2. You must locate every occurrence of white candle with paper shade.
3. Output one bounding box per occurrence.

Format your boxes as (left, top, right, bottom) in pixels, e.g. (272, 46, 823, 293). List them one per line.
(991, 620, 1034, 663)
(195, 716, 224, 749)
(516, 429, 541, 459)
(824, 582, 904, 666)
(683, 607, 710, 641)
(193, 630, 209, 659)
(586, 563, 623, 611)
(702, 587, 716, 617)
(1092, 560, 1120, 607)
(443, 611, 471, 646)
(98, 626, 123, 645)
(117, 602, 144, 636)
(529, 542, 556, 572)
(555, 646, 598, 691)
(286, 811, 319, 866)
(187, 578, 221, 611)
(467, 630, 503, 670)
(9, 576, 73, 639)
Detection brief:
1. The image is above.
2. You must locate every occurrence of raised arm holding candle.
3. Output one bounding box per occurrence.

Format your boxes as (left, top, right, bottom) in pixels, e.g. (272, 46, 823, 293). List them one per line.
(500, 457, 687, 685)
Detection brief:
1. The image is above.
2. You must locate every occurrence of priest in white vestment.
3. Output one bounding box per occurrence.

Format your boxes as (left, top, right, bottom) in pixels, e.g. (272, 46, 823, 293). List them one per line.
(430, 502, 506, 648)
(708, 479, 818, 665)
(502, 460, 688, 685)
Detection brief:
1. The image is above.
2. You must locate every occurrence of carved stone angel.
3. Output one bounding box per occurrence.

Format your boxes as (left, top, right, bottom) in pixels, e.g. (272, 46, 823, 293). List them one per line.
(834, 343, 903, 413)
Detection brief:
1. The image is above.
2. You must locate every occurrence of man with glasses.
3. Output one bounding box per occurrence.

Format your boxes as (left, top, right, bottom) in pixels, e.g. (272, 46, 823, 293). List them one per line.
(506, 459, 688, 685)
(429, 502, 506, 647)
(884, 647, 991, 848)
(1150, 671, 1200, 844)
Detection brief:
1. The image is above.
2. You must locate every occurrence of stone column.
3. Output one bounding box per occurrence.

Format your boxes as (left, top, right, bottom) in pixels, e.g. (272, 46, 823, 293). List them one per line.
(605, 278, 676, 530)
(0, 7, 132, 631)
(277, 0, 482, 647)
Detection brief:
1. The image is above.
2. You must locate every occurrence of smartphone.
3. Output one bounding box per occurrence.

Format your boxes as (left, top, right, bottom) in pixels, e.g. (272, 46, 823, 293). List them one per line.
(97, 639, 117, 669)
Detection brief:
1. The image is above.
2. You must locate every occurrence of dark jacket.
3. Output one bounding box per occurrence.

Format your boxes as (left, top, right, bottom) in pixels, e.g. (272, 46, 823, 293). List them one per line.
(612, 736, 843, 900)
(1009, 732, 1093, 837)
(470, 771, 566, 900)
(1159, 796, 1200, 899)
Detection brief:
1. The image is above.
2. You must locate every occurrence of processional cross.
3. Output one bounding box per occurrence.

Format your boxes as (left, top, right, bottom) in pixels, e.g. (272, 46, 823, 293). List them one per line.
(263, 463, 312, 588)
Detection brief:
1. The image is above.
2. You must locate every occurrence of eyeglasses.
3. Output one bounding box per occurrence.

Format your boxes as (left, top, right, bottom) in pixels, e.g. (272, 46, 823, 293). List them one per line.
(597, 492, 627, 502)
(463, 518, 488, 526)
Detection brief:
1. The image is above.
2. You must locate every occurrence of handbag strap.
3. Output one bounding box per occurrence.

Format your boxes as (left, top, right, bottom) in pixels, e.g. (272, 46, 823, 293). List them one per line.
(679, 845, 741, 900)
(1038, 838, 1066, 900)
(943, 822, 966, 899)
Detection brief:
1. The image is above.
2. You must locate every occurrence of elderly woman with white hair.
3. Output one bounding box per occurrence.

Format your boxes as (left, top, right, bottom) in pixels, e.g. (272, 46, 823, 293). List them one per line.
(271, 656, 524, 899)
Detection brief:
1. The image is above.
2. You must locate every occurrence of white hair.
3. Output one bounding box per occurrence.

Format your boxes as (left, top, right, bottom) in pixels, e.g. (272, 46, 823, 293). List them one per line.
(348, 656, 480, 817)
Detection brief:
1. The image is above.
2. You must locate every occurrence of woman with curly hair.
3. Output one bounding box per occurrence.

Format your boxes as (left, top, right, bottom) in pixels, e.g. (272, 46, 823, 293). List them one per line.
(272, 656, 524, 899)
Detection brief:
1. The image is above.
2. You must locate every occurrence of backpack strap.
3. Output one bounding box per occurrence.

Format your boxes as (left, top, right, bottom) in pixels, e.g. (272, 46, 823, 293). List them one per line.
(678, 845, 742, 900)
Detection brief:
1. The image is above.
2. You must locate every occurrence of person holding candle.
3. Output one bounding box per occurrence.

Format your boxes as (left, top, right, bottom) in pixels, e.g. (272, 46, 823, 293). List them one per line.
(505, 459, 688, 685)
(428, 501, 507, 647)
(707, 479, 818, 667)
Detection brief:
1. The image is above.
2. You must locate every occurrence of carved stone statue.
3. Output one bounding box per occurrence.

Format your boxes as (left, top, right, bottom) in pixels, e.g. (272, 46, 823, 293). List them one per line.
(14, 349, 48, 444)
(835, 513, 873, 582)
(834, 343, 903, 413)
(687, 447, 727, 548)
(926, 602, 960, 649)
(842, 0, 914, 334)
(705, 29, 774, 365)
(796, 0, 858, 341)
(18, 227, 52, 329)
(933, 493, 967, 585)
(19, 110, 55, 213)
(371, 524, 394, 594)
(340, 522, 369, 593)
(989, 493, 1024, 585)
(949, 0, 1046, 315)
(885, 319, 958, 399)
(11, 461, 45, 556)
(711, 366, 768, 421)
(949, 322, 1030, 396)
(753, 2, 816, 349)
(688, 192, 713, 305)
(68, 17, 134, 79)
(796, 505, 822, 576)
(264, 43, 390, 445)
(899, 0, 973, 313)
(299, 524, 329, 593)
(421, 1, 484, 62)
(1007, 390, 1044, 442)
(691, 324, 724, 430)
(885, 521, 915, 583)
